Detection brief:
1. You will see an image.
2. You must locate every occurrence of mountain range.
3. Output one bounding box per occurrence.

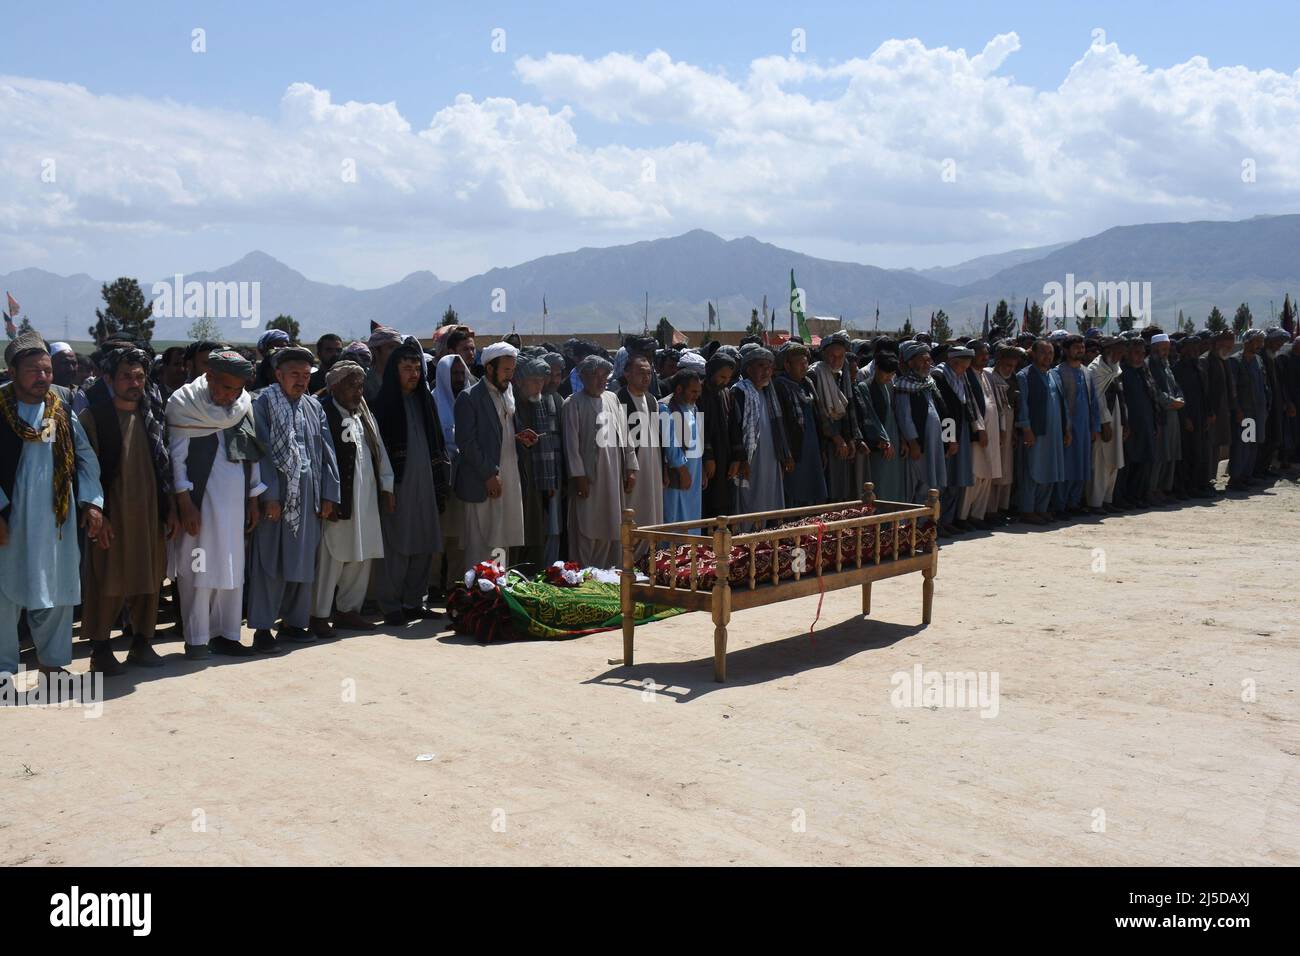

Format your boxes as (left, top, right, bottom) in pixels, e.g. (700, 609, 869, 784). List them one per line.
(4, 215, 1298, 342)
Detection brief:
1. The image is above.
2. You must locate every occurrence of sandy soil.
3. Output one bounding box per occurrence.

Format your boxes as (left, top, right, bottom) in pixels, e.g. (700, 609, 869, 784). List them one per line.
(4, 480, 1298, 866)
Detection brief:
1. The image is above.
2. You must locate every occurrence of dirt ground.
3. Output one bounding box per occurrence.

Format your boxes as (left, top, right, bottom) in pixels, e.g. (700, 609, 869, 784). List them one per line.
(5, 479, 1298, 866)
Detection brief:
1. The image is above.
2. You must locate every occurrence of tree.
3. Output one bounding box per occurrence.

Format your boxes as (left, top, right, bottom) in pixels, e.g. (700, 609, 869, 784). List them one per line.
(1232, 302, 1252, 336)
(186, 316, 223, 342)
(931, 309, 953, 342)
(441, 306, 459, 328)
(1205, 306, 1228, 333)
(1281, 294, 1295, 333)
(991, 299, 1011, 329)
(90, 277, 154, 345)
(900, 316, 915, 337)
(1074, 299, 1095, 335)
(745, 308, 765, 338)
(1117, 304, 1135, 332)
(268, 314, 300, 345)
(1023, 301, 1045, 336)
(16, 315, 35, 336)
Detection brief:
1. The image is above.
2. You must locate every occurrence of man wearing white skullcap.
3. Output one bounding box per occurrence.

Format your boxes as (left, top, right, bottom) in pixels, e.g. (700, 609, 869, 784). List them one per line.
(1145, 332, 1185, 501)
(454, 340, 525, 573)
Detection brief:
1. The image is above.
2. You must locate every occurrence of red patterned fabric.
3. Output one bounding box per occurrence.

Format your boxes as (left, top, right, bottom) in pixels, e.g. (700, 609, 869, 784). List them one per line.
(638, 504, 937, 589)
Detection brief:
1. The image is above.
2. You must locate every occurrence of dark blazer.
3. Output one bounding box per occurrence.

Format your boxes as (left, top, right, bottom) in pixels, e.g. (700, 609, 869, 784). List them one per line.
(453, 377, 505, 503)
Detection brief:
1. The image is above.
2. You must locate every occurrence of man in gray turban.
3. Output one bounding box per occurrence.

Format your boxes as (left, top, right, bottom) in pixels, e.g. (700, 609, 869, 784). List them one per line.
(311, 359, 393, 636)
(561, 351, 638, 566)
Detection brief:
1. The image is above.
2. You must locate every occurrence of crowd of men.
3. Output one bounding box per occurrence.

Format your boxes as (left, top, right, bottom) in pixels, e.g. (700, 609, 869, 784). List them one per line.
(1, 318, 1297, 684)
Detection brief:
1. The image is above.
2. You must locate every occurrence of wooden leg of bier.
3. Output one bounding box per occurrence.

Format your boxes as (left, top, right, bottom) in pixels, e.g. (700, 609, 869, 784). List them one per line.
(621, 508, 636, 666)
(862, 581, 872, 617)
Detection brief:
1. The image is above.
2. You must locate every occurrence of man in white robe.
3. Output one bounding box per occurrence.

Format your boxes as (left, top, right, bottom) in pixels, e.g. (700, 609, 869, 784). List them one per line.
(562, 355, 638, 568)
(1087, 337, 1127, 512)
(166, 349, 264, 659)
(456, 342, 526, 573)
(963, 342, 1002, 523)
(312, 361, 393, 636)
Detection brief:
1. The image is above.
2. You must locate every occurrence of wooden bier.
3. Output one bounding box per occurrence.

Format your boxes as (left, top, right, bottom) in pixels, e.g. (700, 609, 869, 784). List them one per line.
(619, 483, 941, 682)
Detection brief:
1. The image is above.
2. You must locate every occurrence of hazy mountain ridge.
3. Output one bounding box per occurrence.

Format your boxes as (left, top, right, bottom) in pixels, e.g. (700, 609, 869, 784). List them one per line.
(5, 215, 1299, 341)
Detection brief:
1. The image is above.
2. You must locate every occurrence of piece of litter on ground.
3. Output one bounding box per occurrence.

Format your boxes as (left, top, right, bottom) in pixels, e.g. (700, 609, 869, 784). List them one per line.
(415, 753, 436, 762)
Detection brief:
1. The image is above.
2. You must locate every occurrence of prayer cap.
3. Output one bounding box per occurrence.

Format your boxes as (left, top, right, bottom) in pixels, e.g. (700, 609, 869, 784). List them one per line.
(515, 354, 551, 379)
(49, 341, 73, 356)
(342, 340, 372, 365)
(482, 341, 518, 365)
(4, 331, 49, 368)
(677, 350, 706, 369)
(1149, 333, 1171, 345)
(270, 346, 314, 368)
(899, 340, 930, 363)
(325, 359, 366, 387)
(206, 348, 255, 381)
(258, 329, 291, 352)
(739, 344, 774, 368)
(367, 326, 403, 349)
(578, 354, 614, 376)
(778, 340, 809, 360)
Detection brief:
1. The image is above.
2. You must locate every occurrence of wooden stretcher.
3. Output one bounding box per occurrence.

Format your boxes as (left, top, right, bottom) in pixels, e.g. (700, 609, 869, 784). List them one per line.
(619, 483, 940, 682)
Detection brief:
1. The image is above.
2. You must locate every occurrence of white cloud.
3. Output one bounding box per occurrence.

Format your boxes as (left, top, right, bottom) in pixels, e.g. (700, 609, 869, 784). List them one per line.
(2, 33, 1299, 283)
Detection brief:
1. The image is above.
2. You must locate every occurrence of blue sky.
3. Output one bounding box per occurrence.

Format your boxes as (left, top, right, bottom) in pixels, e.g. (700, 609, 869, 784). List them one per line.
(4, 1, 1299, 286)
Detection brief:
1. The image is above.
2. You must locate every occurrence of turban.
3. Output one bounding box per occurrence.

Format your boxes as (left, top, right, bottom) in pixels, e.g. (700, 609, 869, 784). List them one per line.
(946, 346, 975, 360)
(325, 359, 366, 387)
(578, 354, 614, 376)
(541, 351, 565, 369)
(1149, 333, 1171, 345)
(900, 341, 930, 363)
(1265, 327, 1289, 342)
(270, 345, 314, 368)
(1243, 329, 1265, 343)
(777, 340, 809, 362)
(515, 354, 551, 379)
(1084, 327, 1103, 339)
(342, 340, 372, 365)
(367, 326, 403, 349)
(49, 341, 73, 356)
(4, 331, 48, 368)
(624, 335, 658, 356)
(258, 329, 291, 352)
(206, 348, 255, 381)
(821, 331, 852, 350)
(677, 350, 706, 369)
(1048, 329, 1070, 341)
(482, 341, 518, 365)
(739, 344, 774, 368)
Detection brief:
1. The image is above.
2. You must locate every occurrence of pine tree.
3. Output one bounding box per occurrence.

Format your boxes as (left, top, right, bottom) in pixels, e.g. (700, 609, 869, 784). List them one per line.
(1117, 304, 1135, 332)
(441, 306, 459, 327)
(90, 277, 154, 345)
(1075, 298, 1096, 334)
(1281, 293, 1294, 332)
(745, 308, 765, 337)
(900, 316, 915, 337)
(1232, 302, 1252, 336)
(931, 309, 953, 342)
(268, 314, 300, 345)
(1205, 306, 1228, 333)
(16, 315, 35, 336)
(991, 299, 1011, 329)
(1024, 301, 1045, 336)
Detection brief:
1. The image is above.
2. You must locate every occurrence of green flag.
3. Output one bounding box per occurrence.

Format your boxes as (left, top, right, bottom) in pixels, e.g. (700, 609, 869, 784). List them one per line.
(790, 269, 811, 341)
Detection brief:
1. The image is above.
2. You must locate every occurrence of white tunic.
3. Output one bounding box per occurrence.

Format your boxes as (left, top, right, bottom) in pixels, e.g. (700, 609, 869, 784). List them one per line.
(971, 369, 1003, 481)
(463, 385, 525, 555)
(323, 411, 393, 564)
(169, 430, 265, 591)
